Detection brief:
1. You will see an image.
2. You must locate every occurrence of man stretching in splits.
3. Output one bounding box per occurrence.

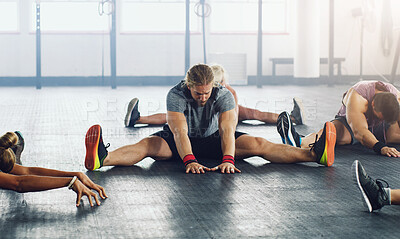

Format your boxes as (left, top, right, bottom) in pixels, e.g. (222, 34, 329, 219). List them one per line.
(124, 64, 304, 128)
(278, 80, 400, 158)
(84, 64, 336, 174)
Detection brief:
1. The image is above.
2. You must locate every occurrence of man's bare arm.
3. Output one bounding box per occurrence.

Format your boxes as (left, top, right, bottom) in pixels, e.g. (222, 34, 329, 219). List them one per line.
(345, 88, 376, 148)
(346, 88, 400, 157)
(167, 111, 192, 158)
(219, 109, 237, 156)
(225, 84, 239, 124)
(167, 111, 211, 173)
(213, 109, 241, 173)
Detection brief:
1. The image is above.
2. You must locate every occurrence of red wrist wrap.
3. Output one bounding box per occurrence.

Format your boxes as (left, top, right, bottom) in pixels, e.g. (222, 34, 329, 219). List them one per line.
(183, 154, 197, 167)
(222, 155, 235, 165)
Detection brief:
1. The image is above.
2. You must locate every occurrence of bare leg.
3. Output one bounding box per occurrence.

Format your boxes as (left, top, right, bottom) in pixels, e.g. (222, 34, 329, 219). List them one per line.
(235, 135, 316, 163)
(103, 136, 172, 166)
(136, 113, 167, 125)
(391, 189, 400, 205)
(300, 120, 352, 148)
(301, 132, 321, 149)
(238, 105, 278, 123)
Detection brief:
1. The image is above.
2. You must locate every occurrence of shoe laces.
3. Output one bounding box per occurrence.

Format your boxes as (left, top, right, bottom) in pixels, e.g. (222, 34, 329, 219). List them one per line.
(100, 137, 110, 149)
(376, 179, 390, 201)
(308, 134, 319, 152)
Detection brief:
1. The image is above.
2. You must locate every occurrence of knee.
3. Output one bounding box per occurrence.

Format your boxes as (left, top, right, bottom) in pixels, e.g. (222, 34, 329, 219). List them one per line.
(251, 137, 277, 156)
(133, 137, 154, 155)
(138, 136, 154, 145)
(140, 136, 172, 159)
(253, 137, 270, 150)
(136, 137, 151, 147)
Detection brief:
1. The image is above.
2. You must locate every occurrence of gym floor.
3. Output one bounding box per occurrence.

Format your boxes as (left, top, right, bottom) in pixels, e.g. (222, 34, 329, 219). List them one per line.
(1, 82, 400, 238)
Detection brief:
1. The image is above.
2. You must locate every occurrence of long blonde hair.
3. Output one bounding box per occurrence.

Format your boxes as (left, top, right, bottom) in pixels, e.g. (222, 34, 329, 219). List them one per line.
(0, 132, 17, 173)
(210, 64, 228, 85)
(184, 63, 217, 88)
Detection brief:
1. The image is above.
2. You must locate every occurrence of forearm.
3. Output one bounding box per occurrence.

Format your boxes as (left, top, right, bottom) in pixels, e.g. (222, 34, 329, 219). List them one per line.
(220, 125, 236, 156)
(13, 175, 72, 193)
(218, 109, 237, 157)
(354, 128, 379, 148)
(173, 132, 193, 159)
(26, 166, 81, 178)
(167, 111, 192, 160)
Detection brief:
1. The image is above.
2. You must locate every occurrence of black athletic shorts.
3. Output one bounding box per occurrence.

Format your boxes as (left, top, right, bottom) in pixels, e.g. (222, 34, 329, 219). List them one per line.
(333, 115, 389, 144)
(151, 124, 247, 160)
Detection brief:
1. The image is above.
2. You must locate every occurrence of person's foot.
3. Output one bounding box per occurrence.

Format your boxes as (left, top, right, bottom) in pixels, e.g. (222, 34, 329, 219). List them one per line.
(276, 111, 302, 147)
(309, 122, 336, 166)
(11, 131, 25, 165)
(124, 98, 140, 127)
(352, 160, 390, 212)
(85, 125, 110, 171)
(290, 97, 305, 125)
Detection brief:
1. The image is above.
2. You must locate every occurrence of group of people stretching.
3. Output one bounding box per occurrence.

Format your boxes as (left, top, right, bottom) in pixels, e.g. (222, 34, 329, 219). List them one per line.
(1, 63, 399, 212)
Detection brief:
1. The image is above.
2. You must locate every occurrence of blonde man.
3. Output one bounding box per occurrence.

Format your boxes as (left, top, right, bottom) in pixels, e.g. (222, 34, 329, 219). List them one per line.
(124, 64, 304, 127)
(85, 64, 336, 174)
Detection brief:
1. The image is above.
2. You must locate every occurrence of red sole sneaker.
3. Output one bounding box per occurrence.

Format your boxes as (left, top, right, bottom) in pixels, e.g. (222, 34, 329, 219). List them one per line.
(85, 125, 101, 171)
(325, 121, 336, 167)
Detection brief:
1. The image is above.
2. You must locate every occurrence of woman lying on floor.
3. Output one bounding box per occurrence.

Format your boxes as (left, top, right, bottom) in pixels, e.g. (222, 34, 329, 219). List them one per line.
(0, 131, 107, 207)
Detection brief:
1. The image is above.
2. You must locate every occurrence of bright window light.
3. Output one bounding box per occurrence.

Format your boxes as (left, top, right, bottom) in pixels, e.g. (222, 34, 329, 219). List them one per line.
(262, 0, 288, 32)
(211, 0, 288, 33)
(31, 1, 109, 32)
(121, 0, 199, 33)
(0, 2, 18, 32)
(211, 2, 258, 32)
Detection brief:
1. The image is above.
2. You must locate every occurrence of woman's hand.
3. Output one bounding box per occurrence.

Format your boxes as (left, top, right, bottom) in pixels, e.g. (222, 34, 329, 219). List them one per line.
(77, 172, 108, 199)
(71, 179, 102, 207)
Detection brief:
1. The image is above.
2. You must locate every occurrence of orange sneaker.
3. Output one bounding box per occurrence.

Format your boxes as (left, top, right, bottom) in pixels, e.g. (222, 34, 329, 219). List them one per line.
(85, 125, 109, 171)
(310, 121, 336, 166)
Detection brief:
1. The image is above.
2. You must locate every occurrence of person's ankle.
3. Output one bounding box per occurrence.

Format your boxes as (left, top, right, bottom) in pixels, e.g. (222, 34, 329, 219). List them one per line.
(102, 155, 110, 166)
(309, 149, 317, 161)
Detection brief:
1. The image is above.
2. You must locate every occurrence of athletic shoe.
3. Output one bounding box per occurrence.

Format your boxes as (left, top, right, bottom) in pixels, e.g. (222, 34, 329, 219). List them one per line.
(85, 125, 110, 171)
(309, 122, 336, 166)
(290, 97, 305, 125)
(11, 131, 25, 165)
(276, 111, 302, 147)
(352, 160, 390, 212)
(124, 98, 140, 127)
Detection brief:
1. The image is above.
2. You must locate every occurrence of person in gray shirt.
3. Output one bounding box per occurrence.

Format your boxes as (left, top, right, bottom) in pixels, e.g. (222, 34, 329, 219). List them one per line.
(124, 64, 304, 127)
(84, 64, 336, 174)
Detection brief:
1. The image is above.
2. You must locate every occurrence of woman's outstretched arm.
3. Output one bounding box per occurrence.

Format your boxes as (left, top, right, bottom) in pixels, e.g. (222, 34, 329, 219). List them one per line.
(10, 164, 107, 199)
(0, 172, 102, 207)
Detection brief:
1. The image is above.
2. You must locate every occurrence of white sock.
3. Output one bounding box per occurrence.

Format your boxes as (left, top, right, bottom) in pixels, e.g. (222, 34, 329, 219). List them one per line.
(384, 188, 391, 205)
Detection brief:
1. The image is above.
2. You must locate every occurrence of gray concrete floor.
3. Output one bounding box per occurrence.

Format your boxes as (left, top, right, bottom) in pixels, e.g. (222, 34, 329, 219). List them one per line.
(1, 83, 400, 238)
